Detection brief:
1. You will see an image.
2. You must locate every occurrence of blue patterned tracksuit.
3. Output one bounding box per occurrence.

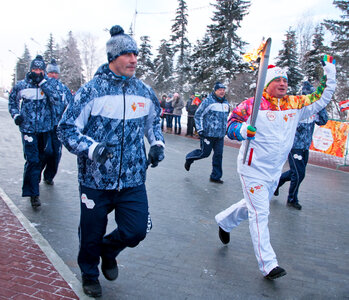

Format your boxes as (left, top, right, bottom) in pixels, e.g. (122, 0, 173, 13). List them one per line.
(277, 108, 328, 204)
(41, 78, 72, 182)
(57, 63, 164, 281)
(8, 73, 59, 197)
(185, 92, 229, 180)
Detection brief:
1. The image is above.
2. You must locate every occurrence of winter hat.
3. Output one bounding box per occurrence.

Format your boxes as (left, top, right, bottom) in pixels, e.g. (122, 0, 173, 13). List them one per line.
(214, 82, 226, 91)
(30, 55, 46, 71)
(106, 25, 138, 63)
(46, 59, 60, 74)
(301, 81, 315, 95)
(265, 65, 288, 87)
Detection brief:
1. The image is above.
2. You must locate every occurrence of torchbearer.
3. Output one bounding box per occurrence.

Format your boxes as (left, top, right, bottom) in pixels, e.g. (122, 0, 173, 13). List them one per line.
(215, 55, 336, 280)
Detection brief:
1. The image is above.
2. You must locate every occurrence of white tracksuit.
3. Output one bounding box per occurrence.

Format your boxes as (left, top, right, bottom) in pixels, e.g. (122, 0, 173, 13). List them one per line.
(215, 62, 336, 275)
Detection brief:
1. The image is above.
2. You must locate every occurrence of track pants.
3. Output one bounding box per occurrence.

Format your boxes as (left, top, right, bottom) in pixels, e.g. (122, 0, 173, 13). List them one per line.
(186, 136, 224, 181)
(186, 116, 195, 136)
(277, 149, 308, 204)
(215, 175, 279, 275)
(41, 128, 62, 182)
(21, 132, 50, 197)
(78, 184, 149, 281)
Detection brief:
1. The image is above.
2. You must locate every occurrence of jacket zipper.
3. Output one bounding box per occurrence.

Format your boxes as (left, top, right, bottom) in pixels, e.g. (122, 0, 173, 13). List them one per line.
(35, 87, 39, 132)
(221, 102, 225, 136)
(117, 83, 126, 191)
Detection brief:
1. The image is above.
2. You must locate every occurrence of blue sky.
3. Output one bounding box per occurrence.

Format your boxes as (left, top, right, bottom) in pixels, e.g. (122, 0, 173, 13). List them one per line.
(0, 0, 341, 89)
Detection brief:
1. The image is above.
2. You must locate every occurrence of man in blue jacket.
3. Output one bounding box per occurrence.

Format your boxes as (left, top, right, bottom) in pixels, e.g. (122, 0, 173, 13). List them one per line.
(41, 59, 73, 185)
(274, 81, 329, 210)
(8, 55, 59, 208)
(58, 25, 165, 298)
(184, 82, 230, 183)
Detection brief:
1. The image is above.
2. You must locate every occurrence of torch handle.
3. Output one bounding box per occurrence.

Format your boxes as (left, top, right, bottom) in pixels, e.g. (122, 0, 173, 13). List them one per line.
(242, 38, 272, 164)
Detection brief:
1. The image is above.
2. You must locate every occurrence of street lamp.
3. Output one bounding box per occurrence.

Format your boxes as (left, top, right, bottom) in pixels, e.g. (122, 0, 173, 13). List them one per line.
(8, 50, 28, 85)
(30, 37, 43, 55)
(30, 37, 40, 46)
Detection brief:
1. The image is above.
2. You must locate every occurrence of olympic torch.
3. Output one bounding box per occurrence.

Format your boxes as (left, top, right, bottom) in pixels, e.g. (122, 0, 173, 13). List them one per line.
(242, 38, 272, 164)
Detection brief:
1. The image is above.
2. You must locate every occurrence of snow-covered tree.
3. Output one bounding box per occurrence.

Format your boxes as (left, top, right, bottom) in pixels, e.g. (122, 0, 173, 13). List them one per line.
(79, 33, 103, 82)
(323, 0, 349, 118)
(60, 31, 84, 92)
(303, 25, 328, 84)
(153, 39, 174, 94)
(276, 28, 303, 95)
(296, 17, 315, 76)
(12, 45, 31, 86)
(190, 34, 216, 92)
(136, 36, 155, 85)
(43, 33, 60, 65)
(170, 0, 192, 92)
(191, 0, 250, 94)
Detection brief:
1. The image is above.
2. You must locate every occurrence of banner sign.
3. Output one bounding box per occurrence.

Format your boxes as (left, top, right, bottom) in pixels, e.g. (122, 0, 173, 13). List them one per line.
(310, 120, 349, 158)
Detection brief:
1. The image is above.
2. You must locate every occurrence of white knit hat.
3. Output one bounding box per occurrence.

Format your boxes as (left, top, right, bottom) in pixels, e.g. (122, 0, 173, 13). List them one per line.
(265, 65, 288, 87)
(106, 25, 138, 63)
(46, 59, 60, 74)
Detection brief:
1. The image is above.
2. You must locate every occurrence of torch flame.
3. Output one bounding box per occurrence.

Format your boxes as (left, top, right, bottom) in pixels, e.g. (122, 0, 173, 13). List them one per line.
(242, 39, 267, 67)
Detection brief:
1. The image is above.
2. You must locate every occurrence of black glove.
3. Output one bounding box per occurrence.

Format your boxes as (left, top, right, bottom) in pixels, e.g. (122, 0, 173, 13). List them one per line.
(14, 115, 24, 126)
(29, 72, 44, 85)
(147, 145, 164, 168)
(92, 142, 115, 164)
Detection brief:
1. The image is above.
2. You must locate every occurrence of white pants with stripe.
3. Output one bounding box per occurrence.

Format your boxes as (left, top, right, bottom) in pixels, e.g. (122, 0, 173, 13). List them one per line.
(215, 174, 279, 276)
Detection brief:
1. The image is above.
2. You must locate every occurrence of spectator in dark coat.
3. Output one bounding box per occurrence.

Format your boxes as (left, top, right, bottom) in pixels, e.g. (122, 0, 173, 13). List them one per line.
(186, 93, 201, 136)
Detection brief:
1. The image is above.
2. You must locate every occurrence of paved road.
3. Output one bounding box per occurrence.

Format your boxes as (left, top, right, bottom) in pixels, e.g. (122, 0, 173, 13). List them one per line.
(0, 99, 348, 299)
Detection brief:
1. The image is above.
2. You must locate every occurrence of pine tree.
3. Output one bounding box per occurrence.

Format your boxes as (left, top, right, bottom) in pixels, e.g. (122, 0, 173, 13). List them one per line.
(190, 34, 216, 92)
(136, 36, 155, 85)
(276, 28, 303, 95)
(191, 0, 250, 94)
(323, 0, 349, 117)
(153, 39, 174, 94)
(60, 31, 84, 92)
(43, 33, 60, 65)
(170, 0, 191, 92)
(303, 25, 327, 84)
(12, 45, 32, 86)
